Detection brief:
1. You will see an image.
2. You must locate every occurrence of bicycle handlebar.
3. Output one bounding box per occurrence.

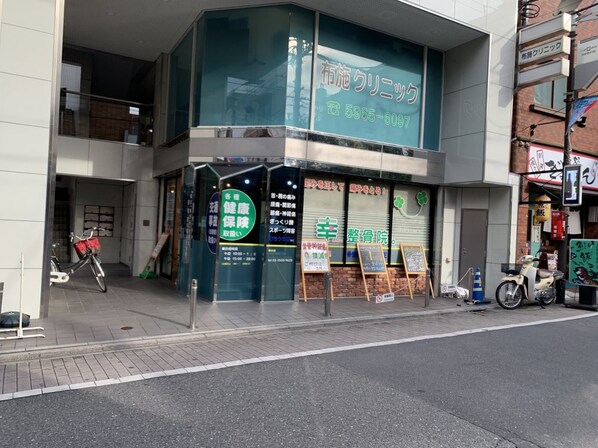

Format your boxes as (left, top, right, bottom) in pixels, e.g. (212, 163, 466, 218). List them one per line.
(70, 226, 105, 242)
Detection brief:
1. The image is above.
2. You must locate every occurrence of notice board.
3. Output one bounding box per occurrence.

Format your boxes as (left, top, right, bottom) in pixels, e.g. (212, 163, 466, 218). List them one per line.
(357, 243, 391, 301)
(301, 240, 330, 273)
(357, 243, 387, 274)
(401, 243, 427, 274)
(400, 243, 434, 300)
(300, 240, 333, 301)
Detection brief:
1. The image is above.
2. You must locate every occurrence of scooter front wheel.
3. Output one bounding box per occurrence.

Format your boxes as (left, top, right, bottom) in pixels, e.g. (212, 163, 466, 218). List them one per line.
(496, 281, 523, 310)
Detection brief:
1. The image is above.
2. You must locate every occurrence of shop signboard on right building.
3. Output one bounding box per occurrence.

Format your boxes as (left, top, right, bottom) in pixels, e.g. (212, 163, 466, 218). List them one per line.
(569, 239, 598, 286)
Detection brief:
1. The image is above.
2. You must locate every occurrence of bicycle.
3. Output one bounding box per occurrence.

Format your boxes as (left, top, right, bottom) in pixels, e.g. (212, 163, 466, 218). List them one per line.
(50, 226, 107, 292)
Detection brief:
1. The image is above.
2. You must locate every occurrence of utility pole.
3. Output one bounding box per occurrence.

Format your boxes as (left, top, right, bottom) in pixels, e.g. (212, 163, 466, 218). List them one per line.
(556, 24, 576, 304)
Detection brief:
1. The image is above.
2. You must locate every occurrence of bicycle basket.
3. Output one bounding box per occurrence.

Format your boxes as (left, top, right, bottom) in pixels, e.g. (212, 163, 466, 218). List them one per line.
(86, 237, 101, 255)
(74, 238, 101, 257)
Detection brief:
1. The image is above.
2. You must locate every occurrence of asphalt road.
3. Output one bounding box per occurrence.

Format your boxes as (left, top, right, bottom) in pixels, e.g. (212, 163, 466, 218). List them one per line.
(1, 316, 597, 447)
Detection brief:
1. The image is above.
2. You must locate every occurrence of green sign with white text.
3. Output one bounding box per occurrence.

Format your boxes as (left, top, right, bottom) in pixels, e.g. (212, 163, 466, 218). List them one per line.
(220, 189, 256, 241)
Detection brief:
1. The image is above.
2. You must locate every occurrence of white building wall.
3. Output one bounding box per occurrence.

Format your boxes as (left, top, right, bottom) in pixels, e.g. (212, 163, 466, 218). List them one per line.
(72, 179, 124, 264)
(412, 0, 519, 297)
(55, 135, 158, 277)
(0, 0, 62, 318)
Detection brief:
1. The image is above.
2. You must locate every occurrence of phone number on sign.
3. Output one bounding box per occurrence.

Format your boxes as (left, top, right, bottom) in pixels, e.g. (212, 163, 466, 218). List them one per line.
(344, 104, 411, 128)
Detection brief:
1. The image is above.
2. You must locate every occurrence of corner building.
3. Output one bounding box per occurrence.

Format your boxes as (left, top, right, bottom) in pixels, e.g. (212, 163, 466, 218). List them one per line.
(0, 1, 519, 316)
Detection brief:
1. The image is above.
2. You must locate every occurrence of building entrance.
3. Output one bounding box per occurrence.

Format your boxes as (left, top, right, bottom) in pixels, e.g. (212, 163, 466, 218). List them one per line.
(178, 164, 300, 302)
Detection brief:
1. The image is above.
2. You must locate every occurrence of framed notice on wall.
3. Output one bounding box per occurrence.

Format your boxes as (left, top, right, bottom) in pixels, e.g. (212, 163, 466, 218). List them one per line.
(300, 240, 333, 301)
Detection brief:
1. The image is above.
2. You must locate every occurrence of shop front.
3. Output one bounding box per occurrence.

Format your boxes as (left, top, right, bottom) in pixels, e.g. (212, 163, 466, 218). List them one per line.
(177, 163, 301, 301)
(174, 154, 436, 302)
(526, 144, 598, 261)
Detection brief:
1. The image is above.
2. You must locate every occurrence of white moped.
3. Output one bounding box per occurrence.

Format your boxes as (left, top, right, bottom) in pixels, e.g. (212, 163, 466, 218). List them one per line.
(495, 254, 564, 310)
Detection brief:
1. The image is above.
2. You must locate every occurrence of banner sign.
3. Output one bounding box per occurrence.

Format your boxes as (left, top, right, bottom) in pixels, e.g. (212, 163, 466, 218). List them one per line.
(567, 95, 598, 131)
(527, 144, 598, 191)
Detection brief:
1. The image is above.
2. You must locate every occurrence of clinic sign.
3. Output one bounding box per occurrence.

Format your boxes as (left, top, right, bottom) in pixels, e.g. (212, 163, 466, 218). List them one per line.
(517, 13, 571, 88)
(220, 189, 256, 241)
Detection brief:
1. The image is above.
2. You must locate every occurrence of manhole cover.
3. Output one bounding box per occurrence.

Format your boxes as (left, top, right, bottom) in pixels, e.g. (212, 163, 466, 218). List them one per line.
(121, 326, 134, 330)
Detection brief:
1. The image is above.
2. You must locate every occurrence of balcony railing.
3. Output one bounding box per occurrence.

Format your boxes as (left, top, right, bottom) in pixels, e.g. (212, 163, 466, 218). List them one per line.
(59, 89, 153, 146)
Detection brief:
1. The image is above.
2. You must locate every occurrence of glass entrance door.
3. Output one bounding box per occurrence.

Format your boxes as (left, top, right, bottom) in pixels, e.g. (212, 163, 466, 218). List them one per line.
(160, 175, 182, 280)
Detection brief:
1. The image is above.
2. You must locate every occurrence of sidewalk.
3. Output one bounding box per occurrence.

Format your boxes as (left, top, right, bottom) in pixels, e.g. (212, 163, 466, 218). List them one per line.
(1, 268, 594, 400)
(1, 267, 468, 357)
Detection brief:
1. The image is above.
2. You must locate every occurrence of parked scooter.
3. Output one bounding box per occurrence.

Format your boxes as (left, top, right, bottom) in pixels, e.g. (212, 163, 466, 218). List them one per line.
(496, 252, 564, 310)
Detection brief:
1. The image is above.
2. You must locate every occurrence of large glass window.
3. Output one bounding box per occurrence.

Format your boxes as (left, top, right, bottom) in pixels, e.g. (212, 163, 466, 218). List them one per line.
(390, 185, 432, 264)
(346, 182, 390, 264)
(534, 78, 566, 111)
(302, 175, 432, 266)
(285, 7, 314, 128)
(423, 49, 443, 151)
(314, 15, 424, 146)
(302, 176, 346, 263)
(197, 6, 312, 127)
(167, 30, 193, 140)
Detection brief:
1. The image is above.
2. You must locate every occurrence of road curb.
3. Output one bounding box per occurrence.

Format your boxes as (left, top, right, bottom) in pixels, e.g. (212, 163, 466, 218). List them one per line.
(0, 303, 496, 363)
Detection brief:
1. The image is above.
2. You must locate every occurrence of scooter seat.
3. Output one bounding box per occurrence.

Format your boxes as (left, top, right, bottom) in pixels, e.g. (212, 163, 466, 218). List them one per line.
(537, 269, 553, 279)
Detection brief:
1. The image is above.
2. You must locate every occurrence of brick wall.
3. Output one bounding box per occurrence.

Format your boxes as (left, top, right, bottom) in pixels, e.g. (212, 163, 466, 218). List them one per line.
(299, 266, 428, 300)
(513, 0, 598, 254)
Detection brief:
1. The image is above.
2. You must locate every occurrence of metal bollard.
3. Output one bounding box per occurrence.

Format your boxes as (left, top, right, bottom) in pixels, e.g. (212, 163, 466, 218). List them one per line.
(324, 271, 332, 317)
(424, 268, 430, 309)
(189, 279, 197, 330)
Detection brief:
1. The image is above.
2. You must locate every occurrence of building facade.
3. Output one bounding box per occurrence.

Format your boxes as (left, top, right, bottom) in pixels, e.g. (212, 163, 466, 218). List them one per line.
(0, 0, 519, 318)
(513, 0, 598, 273)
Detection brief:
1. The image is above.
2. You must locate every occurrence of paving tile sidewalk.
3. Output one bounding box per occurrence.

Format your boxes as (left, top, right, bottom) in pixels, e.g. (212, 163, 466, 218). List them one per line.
(0, 269, 467, 355)
(0, 304, 594, 400)
(1, 267, 594, 400)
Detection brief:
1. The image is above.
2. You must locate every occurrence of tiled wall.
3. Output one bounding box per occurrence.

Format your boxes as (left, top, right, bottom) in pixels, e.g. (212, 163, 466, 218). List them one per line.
(437, 183, 518, 299)
(0, 0, 60, 317)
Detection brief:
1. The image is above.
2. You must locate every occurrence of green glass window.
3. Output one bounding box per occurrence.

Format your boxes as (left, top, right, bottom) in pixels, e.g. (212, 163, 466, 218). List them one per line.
(423, 49, 443, 151)
(285, 7, 314, 128)
(167, 30, 193, 140)
(314, 15, 424, 147)
(198, 6, 311, 127)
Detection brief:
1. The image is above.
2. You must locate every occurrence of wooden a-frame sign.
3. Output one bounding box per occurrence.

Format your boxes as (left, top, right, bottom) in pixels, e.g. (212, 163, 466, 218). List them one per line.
(300, 239, 334, 302)
(356, 243, 392, 301)
(400, 243, 434, 300)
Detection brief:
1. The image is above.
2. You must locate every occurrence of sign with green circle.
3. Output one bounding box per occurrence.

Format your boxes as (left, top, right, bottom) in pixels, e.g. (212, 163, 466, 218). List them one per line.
(220, 189, 256, 241)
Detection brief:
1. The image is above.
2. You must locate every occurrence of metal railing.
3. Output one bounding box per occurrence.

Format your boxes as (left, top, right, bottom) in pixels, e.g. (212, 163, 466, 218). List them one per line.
(59, 89, 153, 146)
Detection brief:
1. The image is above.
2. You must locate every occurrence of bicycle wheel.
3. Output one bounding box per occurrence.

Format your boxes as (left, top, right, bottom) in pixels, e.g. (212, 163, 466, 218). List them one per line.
(50, 259, 59, 286)
(495, 281, 523, 310)
(89, 255, 107, 293)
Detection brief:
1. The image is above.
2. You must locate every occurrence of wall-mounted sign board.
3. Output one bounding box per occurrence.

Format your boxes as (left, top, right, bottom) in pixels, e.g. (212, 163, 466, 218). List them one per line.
(517, 58, 569, 88)
(518, 36, 570, 67)
(519, 13, 571, 46)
